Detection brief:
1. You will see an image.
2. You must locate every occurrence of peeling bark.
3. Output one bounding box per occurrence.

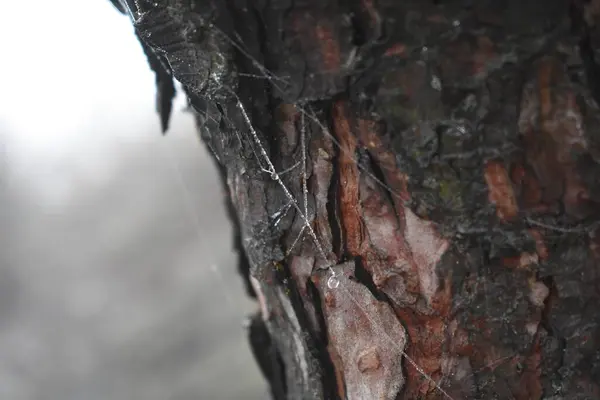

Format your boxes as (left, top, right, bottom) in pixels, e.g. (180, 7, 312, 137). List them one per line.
(313, 261, 407, 400)
(112, 0, 600, 399)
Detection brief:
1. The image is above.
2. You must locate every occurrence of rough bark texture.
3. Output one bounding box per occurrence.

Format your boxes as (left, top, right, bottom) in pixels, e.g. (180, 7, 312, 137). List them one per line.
(112, 0, 600, 399)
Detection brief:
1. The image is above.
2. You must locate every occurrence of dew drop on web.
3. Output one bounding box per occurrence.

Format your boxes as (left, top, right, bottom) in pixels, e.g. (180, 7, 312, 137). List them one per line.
(327, 273, 340, 289)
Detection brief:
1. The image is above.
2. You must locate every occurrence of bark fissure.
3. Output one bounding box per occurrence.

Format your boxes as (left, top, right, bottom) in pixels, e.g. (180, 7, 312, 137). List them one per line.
(325, 121, 344, 260)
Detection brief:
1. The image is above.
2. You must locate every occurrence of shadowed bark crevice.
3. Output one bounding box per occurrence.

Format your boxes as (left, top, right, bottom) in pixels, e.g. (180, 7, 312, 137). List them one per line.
(352, 256, 386, 302)
(305, 278, 343, 400)
(247, 312, 288, 400)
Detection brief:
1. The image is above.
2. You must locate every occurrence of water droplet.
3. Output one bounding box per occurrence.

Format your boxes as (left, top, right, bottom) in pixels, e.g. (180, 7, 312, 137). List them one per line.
(327, 274, 340, 289)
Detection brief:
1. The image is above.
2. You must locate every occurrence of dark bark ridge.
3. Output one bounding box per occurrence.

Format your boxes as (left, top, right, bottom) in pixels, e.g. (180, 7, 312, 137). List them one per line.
(113, 0, 600, 399)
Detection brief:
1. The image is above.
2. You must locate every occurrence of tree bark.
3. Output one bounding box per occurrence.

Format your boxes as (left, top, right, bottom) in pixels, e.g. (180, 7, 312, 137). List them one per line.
(111, 1, 600, 399)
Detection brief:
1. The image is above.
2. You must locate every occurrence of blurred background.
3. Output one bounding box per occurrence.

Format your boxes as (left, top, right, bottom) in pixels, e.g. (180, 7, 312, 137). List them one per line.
(0, 1, 267, 399)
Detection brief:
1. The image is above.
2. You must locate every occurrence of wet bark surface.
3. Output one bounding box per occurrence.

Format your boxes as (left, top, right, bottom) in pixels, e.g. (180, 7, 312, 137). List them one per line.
(113, 0, 600, 398)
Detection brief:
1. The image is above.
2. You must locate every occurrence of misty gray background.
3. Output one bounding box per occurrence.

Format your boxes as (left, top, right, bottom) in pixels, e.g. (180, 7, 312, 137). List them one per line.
(0, 1, 266, 399)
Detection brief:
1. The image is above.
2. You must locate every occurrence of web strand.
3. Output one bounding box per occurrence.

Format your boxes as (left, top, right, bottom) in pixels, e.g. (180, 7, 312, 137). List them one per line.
(301, 112, 309, 221)
(234, 96, 334, 271)
(285, 111, 310, 256)
(160, 136, 237, 310)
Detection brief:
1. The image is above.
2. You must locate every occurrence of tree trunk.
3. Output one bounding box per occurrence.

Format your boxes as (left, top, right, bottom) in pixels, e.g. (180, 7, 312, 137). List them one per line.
(111, 1, 600, 399)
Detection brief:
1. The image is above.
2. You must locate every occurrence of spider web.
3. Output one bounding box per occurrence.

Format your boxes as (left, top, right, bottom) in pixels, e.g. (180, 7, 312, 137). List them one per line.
(220, 28, 457, 400)
(234, 95, 456, 400)
(142, 5, 463, 398)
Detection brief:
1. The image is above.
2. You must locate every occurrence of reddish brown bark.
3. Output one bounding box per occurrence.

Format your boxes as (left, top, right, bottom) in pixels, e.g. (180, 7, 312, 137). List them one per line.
(115, 0, 600, 398)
